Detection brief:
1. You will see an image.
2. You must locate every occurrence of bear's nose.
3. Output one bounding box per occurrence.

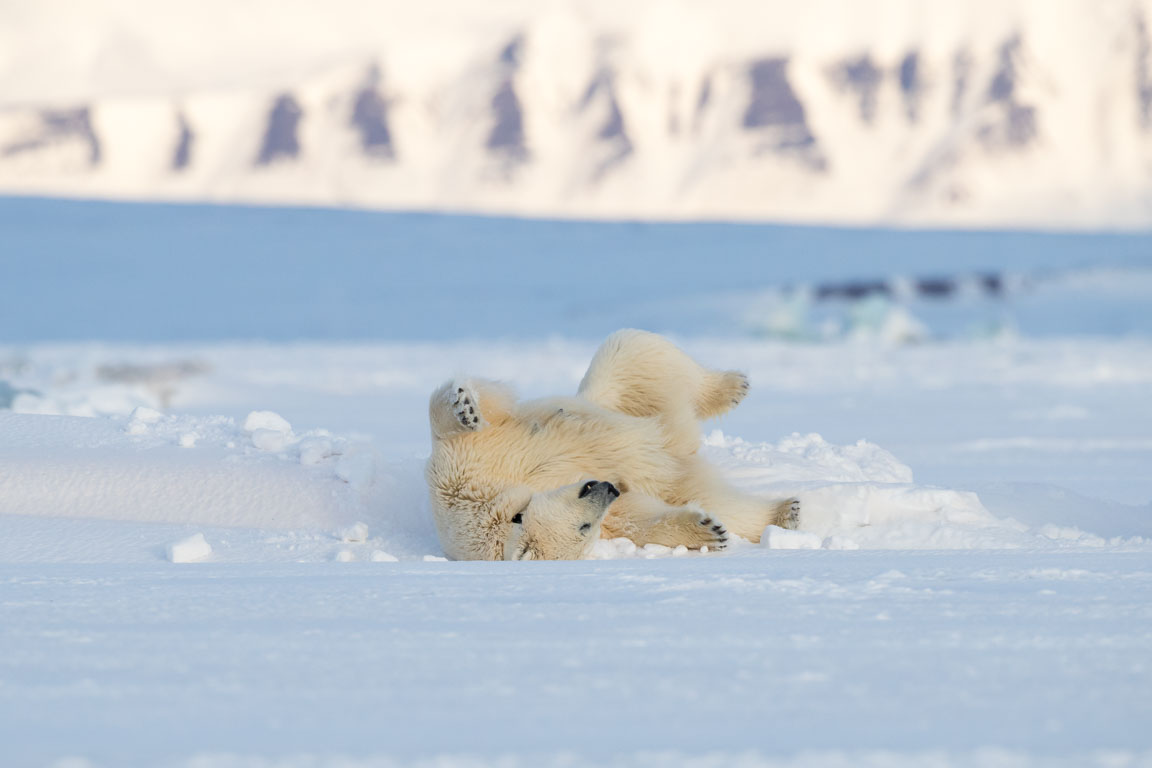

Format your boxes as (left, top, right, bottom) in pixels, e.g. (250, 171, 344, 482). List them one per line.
(580, 480, 620, 502)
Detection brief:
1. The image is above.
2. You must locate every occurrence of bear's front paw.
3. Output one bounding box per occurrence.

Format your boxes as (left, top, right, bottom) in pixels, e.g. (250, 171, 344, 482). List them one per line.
(693, 512, 729, 552)
(452, 384, 484, 431)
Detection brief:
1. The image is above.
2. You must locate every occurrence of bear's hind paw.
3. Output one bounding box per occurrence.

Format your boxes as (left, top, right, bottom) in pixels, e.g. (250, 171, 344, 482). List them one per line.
(452, 385, 484, 431)
(778, 498, 801, 530)
(727, 372, 751, 407)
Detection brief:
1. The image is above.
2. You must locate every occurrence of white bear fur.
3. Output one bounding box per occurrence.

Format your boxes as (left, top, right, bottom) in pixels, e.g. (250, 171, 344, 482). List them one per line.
(425, 329, 798, 560)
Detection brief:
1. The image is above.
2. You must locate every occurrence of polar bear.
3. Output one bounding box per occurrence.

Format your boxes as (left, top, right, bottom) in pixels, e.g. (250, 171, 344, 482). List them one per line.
(425, 329, 800, 560)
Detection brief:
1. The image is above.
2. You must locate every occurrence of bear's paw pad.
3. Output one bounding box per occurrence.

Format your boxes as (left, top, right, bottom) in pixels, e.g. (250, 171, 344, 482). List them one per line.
(694, 514, 729, 551)
(452, 385, 484, 430)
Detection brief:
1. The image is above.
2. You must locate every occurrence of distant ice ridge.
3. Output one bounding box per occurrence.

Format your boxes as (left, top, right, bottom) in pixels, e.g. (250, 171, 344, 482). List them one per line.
(0, 0, 1150, 228)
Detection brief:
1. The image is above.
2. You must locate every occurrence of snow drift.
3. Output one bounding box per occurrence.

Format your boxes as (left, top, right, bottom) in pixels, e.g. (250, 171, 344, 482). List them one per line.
(0, 409, 376, 530)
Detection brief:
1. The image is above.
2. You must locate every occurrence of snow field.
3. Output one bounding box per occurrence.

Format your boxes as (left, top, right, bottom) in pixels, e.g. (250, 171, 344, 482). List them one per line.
(5, 551, 1152, 767)
(2, 341, 1150, 768)
(1, 403, 1145, 568)
(3, 230, 1152, 767)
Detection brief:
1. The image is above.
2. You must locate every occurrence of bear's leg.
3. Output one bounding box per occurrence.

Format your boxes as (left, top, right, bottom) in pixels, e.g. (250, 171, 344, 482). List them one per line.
(578, 329, 750, 423)
(695, 489, 800, 542)
(601, 491, 731, 551)
(695, 369, 751, 420)
(428, 378, 516, 440)
(674, 457, 801, 542)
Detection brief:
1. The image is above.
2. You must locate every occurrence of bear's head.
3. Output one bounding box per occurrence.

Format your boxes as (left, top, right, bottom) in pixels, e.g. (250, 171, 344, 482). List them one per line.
(501, 480, 619, 560)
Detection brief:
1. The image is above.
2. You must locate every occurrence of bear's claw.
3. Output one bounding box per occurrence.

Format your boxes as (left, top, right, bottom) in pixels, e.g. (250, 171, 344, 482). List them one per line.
(731, 373, 751, 406)
(694, 513, 729, 551)
(781, 498, 801, 530)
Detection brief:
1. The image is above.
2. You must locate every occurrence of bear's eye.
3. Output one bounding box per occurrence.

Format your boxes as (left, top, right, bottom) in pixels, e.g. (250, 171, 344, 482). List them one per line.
(579, 523, 592, 534)
(510, 511, 523, 525)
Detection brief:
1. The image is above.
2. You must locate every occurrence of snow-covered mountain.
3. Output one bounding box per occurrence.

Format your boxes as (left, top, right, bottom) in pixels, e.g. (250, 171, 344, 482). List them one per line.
(2, 0, 1152, 228)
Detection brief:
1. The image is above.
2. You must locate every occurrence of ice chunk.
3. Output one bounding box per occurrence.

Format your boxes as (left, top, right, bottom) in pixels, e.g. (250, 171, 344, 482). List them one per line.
(125, 406, 164, 435)
(130, 406, 163, 424)
(762, 525, 823, 549)
(335, 549, 355, 562)
(243, 410, 292, 434)
(370, 550, 398, 562)
(250, 428, 293, 452)
(341, 522, 369, 542)
(589, 537, 639, 559)
(298, 437, 334, 465)
(167, 533, 211, 563)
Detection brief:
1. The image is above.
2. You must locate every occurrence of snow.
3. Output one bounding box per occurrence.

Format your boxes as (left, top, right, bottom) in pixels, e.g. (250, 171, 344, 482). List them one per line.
(761, 525, 824, 549)
(166, 532, 211, 563)
(3, 555, 1152, 767)
(0, 2, 1151, 227)
(0, 411, 376, 530)
(1, 198, 1152, 765)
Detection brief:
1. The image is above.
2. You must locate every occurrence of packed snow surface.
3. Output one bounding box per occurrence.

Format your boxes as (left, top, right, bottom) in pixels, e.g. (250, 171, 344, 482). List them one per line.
(3, 335, 1151, 767)
(2, 199, 1152, 766)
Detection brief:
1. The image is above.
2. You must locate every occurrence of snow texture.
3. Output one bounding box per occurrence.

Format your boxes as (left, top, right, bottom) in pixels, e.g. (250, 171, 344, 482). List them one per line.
(166, 532, 211, 563)
(1, 198, 1152, 766)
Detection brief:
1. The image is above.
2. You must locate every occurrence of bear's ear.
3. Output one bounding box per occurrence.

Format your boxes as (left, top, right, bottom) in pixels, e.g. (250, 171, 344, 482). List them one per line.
(494, 485, 534, 523)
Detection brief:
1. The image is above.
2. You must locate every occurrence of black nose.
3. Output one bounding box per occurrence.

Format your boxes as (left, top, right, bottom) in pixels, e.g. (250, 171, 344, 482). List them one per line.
(579, 480, 620, 500)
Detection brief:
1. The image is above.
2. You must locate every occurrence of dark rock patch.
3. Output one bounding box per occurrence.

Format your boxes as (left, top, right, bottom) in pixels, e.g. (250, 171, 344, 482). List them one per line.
(1137, 12, 1152, 131)
(898, 52, 924, 122)
(743, 58, 825, 171)
(172, 112, 193, 171)
(580, 69, 634, 179)
(830, 55, 883, 123)
(978, 35, 1037, 150)
(2, 107, 101, 165)
(350, 66, 394, 160)
(255, 94, 302, 166)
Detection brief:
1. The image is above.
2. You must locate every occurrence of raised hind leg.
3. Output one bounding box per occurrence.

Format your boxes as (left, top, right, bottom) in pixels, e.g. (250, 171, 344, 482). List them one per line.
(578, 329, 749, 420)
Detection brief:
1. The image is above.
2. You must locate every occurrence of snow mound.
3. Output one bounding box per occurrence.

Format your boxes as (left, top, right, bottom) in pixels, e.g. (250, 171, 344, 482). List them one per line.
(0, 410, 379, 530)
(701, 430, 1130, 552)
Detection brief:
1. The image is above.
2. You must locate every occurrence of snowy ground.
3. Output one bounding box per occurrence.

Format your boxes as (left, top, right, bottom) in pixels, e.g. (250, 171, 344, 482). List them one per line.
(2, 198, 1151, 767)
